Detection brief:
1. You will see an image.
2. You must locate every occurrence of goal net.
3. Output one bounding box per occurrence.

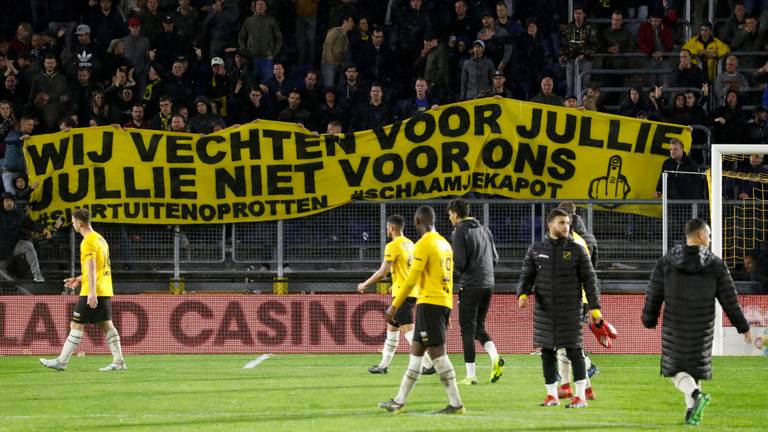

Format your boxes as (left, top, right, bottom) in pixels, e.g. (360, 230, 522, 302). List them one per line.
(711, 144, 768, 355)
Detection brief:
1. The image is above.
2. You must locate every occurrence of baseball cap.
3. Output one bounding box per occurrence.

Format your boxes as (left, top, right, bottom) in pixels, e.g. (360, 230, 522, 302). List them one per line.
(127, 17, 141, 27)
(74, 24, 91, 35)
(491, 69, 504, 77)
(210, 57, 224, 66)
(473, 40, 485, 48)
(163, 15, 174, 23)
(1, 192, 15, 201)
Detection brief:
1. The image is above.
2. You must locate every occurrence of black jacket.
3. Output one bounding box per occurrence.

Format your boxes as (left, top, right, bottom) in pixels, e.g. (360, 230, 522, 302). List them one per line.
(0, 207, 24, 259)
(642, 245, 750, 380)
(571, 213, 598, 267)
(518, 236, 600, 349)
(451, 218, 498, 290)
(655, 153, 706, 199)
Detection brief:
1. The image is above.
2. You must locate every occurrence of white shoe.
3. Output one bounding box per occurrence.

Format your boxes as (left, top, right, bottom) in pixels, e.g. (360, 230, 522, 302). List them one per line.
(99, 362, 127, 371)
(33, 276, 45, 283)
(39, 358, 66, 370)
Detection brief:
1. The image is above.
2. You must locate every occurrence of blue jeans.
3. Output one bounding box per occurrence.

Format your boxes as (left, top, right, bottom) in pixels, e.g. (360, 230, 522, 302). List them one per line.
(252, 57, 274, 85)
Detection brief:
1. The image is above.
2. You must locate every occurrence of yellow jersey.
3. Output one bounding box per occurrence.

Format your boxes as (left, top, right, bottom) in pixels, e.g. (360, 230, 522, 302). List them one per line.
(573, 232, 590, 305)
(79, 231, 114, 297)
(393, 231, 453, 309)
(384, 235, 418, 298)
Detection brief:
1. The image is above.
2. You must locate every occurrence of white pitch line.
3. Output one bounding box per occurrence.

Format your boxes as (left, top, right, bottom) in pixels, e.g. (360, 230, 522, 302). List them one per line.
(243, 353, 273, 369)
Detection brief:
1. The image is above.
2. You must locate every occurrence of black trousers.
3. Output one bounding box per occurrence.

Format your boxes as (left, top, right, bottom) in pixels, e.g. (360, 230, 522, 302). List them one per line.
(541, 347, 586, 385)
(458, 288, 493, 363)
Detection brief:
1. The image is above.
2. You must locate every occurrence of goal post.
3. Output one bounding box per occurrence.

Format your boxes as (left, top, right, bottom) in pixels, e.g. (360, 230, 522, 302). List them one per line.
(710, 144, 768, 355)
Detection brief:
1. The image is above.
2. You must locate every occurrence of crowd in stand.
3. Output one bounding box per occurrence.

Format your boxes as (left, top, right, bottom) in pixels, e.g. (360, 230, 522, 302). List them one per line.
(0, 0, 765, 281)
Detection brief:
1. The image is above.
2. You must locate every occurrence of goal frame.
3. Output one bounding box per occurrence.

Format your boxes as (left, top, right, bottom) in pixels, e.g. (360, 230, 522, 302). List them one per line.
(710, 144, 768, 355)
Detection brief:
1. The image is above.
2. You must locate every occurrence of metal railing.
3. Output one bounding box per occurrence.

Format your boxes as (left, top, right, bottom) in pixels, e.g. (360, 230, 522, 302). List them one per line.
(34, 199, 743, 278)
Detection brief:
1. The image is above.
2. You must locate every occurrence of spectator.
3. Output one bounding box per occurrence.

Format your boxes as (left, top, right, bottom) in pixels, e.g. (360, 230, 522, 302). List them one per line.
(744, 248, 768, 293)
(123, 103, 148, 129)
(72, 67, 96, 126)
(396, 77, 439, 121)
(28, 54, 68, 108)
(637, 11, 674, 87)
(348, 16, 371, 65)
(654, 138, 705, 199)
(264, 62, 291, 112)
(151, 95, 174, 130)
(8, 22, 32, 57)
(206, 57, 233, 120)
(171, 0, 201, 39)
(86, 0, 128, 50)
(684, 89, 709, 127)
(712, 89, 747, 144)
(460, 40, 494, 100)
(476, 10, 511, 71)
(188, 96, 225, 134)
(481, 69, 513, 98)
(717, 2, 747, 45)
(236, 86, 274, 123)
(84, 90, 115, 126)
(139, 0, 164, 45)
(336, 64, 367, 110)
(142, 65, 165, 117)
(619, 86, 656, 118)
(559, 6, 598, 97)
(11, 174, 36, 203)
(203, 0, 241, 58)
(395, 0, 432, 68)
(238, 0, 283, 85)
(293, 0, 319, 66)
(326, 120, 343, 134)
(29, 91, 62, 133)
(0, 101, 17, 161)
(585, 84, 608, 113)
(531, 76, 564, 106)
(662, 92, 695, 126)
(278, 89, 313, 128)
(321, 14, 355, 88)
(169, 113, 189, 132)
(414, 33, 449, 102)
(0, 192, 45, 282)
(494, 1, 522, 37)
(111, 87, 137, 123)
(513, 17, 545, 100)
(122, 17, 151, 91)
(164, 59, 195, 108)
(747, 106, 768, 144)
(714, 55, 750, 102)
(564, 95, 578, 108)
(737, 154, 768, 199)
(63, 24, 103, 78)
(2, 116, 33, 195)
(672, 49, 706, 89)
(318, 88, 346, 131)
(448, 0, 479, 43)
(350, 83, 393, 131)
(682, 21, 730, 81)
(153, 15, 192, 73)
(101, 39, 132, 85)
(0, 75, 27, 117)
(601, 11, 634, 73)
(730, 14, 766, 67)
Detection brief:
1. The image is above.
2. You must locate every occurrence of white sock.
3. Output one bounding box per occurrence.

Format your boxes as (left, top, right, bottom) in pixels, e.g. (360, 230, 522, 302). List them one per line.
(404, 330, 414, 345)
(545, 383, 558, 398)
(574, 379, 587, 400)
(394, 354, 423, 404)
(483, 341, 499, 364)
(584, 352, 592, 370)
(557, 348, 571, 385)
(433, 354, 463, 407)
(105, 329, 124, 364)
(673, 372, 698, 409)
(57, 328, 83, 365)
(380, 331, 399, 368)
(465, 362, 476, 378)
(422, 352, 434, 369)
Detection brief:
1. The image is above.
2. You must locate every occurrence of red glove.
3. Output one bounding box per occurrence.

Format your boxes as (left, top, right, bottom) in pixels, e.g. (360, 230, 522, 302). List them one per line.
(589, 319, 618, 348)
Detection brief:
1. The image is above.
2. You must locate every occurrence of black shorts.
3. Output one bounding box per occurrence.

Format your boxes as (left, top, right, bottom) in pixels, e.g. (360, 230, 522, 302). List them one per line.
(413, 303, 451, 347)
(393, 297, 416, 326)
(72, 296, 112, 324)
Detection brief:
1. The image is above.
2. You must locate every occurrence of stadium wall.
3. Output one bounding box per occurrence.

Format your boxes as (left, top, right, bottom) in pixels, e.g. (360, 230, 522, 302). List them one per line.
(1, 294, 765, 355)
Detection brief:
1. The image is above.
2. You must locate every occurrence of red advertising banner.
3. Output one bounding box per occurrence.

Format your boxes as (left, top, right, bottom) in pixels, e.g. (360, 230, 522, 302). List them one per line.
(1, 294, 765, 355)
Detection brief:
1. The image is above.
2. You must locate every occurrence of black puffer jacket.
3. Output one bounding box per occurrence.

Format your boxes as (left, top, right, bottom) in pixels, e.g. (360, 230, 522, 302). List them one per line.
(452, 218, 498, 290)
(642, 244, 750, 380)
(518, 236, 600, 349)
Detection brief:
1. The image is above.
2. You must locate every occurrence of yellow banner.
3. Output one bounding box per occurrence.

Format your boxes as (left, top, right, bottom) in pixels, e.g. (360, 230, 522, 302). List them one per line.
(24, 98, 689, 224)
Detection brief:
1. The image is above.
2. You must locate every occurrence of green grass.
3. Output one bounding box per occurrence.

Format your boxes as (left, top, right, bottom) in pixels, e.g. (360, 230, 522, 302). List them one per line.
(0, 354, 765, 431)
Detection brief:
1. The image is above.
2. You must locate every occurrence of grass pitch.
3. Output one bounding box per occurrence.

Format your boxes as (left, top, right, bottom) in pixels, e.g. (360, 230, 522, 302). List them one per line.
(0, 354, 764, 431)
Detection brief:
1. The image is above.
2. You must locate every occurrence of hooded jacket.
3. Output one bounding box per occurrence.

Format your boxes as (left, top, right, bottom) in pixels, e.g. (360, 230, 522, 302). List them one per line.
(451, 217, 498, 290)
(642, 244, 749, 380)
(518, 236, 600, 349)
